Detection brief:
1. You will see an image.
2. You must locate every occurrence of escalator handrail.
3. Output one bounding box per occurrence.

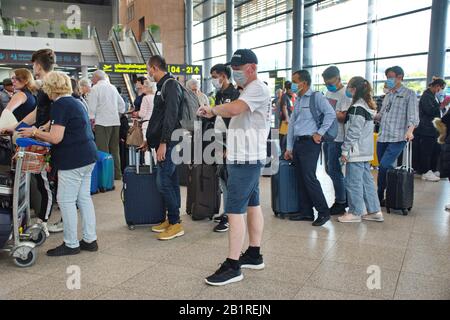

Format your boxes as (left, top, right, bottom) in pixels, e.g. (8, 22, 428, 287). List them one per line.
(92, 27, 105, 62)
(128, 28, 146, 63)
(144, 30, 161, 56)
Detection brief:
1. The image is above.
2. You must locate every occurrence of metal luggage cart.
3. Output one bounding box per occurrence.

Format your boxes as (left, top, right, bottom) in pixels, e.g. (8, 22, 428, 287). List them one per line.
(0, 137, 51, 267)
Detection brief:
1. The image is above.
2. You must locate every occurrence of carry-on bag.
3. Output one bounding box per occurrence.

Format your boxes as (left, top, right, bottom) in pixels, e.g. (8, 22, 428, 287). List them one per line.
(271, 160, 302, 218)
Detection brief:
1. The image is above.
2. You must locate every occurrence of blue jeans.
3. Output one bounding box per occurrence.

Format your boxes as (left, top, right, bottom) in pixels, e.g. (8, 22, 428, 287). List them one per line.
(377, 141, 407, 200)
(293, 139, 330, 217)
(345, 162, 381, 216)
(324, 141, 346, 204)
(156, 144, 181, 225)
(57, 163, 97, 249)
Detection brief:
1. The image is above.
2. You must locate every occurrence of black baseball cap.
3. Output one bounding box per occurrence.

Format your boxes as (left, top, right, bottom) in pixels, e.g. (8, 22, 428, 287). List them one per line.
(2, 78, 12, 86)
(226, 49, 258, 66)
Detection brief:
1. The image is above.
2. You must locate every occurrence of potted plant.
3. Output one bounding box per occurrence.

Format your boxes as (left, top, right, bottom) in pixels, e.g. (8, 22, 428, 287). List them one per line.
(47, 20, 55, 38)
(113, 24, 124, 40)
(73, 27, 83, 39)
(2, 17, 12, 36)
(27, 19, 40, 37)
(16, 21, 28, 36)
(60, 24, 69, 38)
(147, 24, 160, 42)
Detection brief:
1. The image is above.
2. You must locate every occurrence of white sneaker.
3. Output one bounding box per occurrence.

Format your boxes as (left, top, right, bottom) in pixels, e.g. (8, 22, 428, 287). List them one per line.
(337, 213, 362, 223)
(433, 171, 441, 178)
(48, 220, 64, 233)
(422, 170, 440, 182)
(41, 222, 50, 237)
(445, 204, 450, 211)
(362, 211, 384, 222)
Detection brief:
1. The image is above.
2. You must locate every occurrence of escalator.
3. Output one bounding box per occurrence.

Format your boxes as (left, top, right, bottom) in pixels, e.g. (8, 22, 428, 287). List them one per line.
(92, 27, 136, 106)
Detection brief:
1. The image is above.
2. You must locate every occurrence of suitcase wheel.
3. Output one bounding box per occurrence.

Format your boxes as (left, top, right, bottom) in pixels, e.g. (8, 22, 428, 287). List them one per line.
(128, 224, 135, 230)
(402, 209, 408, 216)
(386, 208, 391, 214)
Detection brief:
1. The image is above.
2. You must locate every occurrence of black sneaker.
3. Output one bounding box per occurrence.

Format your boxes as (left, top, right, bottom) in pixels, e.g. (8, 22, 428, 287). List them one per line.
(213, 216, 229, 233)
(79, 240, 99, 252)
(213, 214, 225, 223)
(239, 250, 265, 270)
(312, 215, 330, 227)
(47, 243, 80, 257)
(205, 261, 243, 286)
(330, 203, 347, 216)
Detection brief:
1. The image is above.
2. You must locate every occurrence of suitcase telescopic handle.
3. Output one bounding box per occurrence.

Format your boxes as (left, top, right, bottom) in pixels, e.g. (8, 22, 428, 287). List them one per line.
(401, 141, 413, 172)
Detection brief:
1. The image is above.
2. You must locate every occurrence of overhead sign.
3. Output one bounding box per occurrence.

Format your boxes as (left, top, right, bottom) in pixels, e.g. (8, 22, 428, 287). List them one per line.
(99, 63, 147, 74)
(167, 64, 202, 76)
(99, 63, 202, 76)
(0, 49, 81, 66)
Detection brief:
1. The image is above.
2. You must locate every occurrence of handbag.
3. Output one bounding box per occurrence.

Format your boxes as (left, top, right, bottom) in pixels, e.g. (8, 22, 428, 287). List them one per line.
(126, 120, 144, 147)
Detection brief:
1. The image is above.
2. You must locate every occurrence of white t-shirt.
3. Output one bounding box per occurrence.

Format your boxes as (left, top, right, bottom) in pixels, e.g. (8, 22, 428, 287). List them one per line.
(227, 79, 271, 162)
(326, 86, 352, 142)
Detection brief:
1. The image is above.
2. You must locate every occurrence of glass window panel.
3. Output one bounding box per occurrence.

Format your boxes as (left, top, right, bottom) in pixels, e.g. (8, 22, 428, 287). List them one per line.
(314, 0, 368, 34)
(374, 0, 431, 19)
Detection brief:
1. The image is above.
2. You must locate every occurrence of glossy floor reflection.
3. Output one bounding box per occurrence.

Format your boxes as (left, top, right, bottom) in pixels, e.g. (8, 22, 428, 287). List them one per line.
(0, 165, 449, 300)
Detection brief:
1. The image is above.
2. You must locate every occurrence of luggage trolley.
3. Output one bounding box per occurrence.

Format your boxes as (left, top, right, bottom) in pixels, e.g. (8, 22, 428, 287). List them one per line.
(0, 137, 51, 267)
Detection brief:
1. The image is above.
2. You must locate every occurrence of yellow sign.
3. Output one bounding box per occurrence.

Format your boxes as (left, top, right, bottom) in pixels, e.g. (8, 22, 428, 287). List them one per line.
(100, 63, 147, 74)
(99, 63, 203, 76)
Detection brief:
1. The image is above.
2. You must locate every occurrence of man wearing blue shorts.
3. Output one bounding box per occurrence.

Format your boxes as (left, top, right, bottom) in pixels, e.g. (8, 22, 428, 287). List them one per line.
(198, 49, 271, 286)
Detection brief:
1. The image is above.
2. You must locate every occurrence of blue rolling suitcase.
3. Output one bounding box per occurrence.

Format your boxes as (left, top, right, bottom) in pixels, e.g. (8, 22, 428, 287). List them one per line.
(271, 160, 302, 218)
(97, 151, 114, 192)
(122, 151, 165, 230)
(90, 162, 99, 194)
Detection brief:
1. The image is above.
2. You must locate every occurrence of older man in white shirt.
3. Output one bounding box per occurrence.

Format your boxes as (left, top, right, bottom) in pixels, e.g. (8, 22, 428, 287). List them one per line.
(87, 70, 126, 179)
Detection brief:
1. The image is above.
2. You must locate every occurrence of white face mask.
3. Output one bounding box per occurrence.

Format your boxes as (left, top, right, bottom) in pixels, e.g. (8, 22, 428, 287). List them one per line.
(212, 78, 222, 90)
(233, 69, 248, 87)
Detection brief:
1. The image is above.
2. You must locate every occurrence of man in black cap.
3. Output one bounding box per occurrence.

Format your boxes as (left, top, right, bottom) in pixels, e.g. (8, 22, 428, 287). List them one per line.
(198, 49, 271, 286)
(0, 78, 14, 113)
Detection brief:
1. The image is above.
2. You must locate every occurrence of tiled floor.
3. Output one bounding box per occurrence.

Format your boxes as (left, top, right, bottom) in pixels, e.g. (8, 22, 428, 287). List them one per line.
(0, 165, 449, 300)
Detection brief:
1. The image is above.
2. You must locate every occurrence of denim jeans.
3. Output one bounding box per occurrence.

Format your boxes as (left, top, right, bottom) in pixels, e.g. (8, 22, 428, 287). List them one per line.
(293, 139, 330, 217)
(377, 141, 407, 200)
(345, 162, 381, 216)
(324, 141, 346, 204)
(57, 163, 97, 249)
(156, 144, 181, 225)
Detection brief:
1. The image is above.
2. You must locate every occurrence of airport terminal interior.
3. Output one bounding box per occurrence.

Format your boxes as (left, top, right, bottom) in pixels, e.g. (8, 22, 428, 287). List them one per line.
(0, 0, 449, 301)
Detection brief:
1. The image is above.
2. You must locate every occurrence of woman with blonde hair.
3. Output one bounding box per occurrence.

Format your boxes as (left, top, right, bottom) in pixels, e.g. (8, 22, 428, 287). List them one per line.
(19, 71, 98, 257)
(0, 68, 37, 128)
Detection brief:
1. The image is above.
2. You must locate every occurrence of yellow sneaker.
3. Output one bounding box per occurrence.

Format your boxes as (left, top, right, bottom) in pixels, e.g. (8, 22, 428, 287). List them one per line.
(157, 223, 185, 241)
(151, 220, 170, 233)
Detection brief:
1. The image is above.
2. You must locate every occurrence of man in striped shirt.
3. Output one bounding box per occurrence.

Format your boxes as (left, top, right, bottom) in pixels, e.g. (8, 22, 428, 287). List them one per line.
(376, 66, 419, 206)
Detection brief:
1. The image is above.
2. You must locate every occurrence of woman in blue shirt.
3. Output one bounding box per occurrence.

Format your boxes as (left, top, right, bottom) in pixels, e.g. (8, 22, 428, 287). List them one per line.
(19, 71, 98, 257)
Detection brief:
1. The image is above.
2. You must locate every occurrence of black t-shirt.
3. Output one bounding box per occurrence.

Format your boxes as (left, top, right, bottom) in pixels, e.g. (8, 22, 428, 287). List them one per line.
(215, 83, 240, 128)
(36, 89, 52, 127)
(281, 93, 293, 119)
(13, 89, 36, 122)
(50, 96, 97, 170)
(133, 93, 146, 112)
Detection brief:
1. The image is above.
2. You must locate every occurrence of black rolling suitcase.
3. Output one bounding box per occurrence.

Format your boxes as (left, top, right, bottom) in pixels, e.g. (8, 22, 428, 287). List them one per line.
(386, 142, 414, 216)
(186, 164, 221, 221)
(122, 150, 165, 230)
(177, 164, 190, 187)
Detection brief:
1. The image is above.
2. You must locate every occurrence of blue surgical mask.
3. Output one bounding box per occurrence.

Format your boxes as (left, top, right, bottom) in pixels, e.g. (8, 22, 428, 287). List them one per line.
(386, 78, 396, 89)
(233, 70, 248, 87)
(291, 83, 299, 93)
(326, 84, 338, 92)
(437, 91, 445, 103)
(345, 89, 353, 98)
